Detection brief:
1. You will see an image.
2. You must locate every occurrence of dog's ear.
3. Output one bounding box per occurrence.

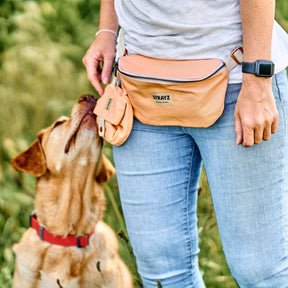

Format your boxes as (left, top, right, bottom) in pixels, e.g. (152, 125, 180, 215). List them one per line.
(95, 154, 116, 183)
(11, 137, 47, 177)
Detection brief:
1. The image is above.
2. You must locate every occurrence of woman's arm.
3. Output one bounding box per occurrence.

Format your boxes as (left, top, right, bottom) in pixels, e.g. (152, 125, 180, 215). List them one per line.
(82, 0, 118, 95)
(235, 0, 278, 147)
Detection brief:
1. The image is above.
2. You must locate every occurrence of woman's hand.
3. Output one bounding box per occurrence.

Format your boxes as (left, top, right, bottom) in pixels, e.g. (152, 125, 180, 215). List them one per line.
(237, 0, 277, 147)
(82, 32, 117, 95)
(234, 75, 278, 147)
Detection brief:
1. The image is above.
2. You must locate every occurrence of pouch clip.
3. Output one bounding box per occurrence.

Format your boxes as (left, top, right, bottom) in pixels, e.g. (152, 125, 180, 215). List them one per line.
(98, 117, 105, 137)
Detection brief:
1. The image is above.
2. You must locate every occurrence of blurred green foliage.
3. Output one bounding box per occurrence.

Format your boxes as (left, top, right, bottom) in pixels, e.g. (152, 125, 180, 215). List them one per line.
(276, 0, 288, 31)
(0, 1, 287, 287)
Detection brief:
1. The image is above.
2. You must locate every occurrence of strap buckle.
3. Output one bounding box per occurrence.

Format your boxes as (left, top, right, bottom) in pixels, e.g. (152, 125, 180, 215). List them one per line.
(30, 213, 46, 240)
(40, 226, 46, 240)
(77, 235, 89, 248)
(77, 236, 82, 248)
(231, 46, 243, 65)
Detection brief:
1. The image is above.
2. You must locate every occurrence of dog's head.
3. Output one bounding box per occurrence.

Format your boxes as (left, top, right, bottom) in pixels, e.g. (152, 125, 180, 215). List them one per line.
(11, 94, 115, 183)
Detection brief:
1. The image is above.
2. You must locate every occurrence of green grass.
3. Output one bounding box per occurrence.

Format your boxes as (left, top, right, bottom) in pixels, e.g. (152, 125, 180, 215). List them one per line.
(1, 0, 288, 287)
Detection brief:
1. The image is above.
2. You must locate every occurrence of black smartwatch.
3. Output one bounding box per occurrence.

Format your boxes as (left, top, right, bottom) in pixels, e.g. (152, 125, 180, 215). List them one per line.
(242, 60, 275, 78)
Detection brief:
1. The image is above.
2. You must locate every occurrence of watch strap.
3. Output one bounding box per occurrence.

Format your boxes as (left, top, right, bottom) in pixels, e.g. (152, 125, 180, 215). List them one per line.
(242, 62, 255, 75)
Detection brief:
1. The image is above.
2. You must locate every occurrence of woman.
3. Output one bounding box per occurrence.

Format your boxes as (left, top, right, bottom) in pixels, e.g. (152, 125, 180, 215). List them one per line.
(83, 0, 288, 287)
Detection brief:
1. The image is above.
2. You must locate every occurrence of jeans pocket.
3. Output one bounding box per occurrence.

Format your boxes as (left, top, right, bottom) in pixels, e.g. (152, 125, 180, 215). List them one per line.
(224, 83, 241, 104)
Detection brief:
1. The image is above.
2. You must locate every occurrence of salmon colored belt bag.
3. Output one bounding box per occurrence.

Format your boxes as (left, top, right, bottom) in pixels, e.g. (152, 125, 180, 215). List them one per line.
(94, 32, 243, 146)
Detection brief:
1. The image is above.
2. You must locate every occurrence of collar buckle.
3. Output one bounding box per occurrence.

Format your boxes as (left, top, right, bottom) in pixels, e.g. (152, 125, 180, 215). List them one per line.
(40, 226, 45, 240)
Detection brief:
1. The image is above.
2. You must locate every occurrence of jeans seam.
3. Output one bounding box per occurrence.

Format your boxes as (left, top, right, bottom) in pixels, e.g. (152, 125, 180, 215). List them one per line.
(275, 73, 288, 256)
(185, 142, 196, 287)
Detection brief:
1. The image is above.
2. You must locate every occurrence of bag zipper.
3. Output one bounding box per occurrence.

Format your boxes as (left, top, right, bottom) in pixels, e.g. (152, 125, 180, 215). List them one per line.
(117, 62, 226, 84)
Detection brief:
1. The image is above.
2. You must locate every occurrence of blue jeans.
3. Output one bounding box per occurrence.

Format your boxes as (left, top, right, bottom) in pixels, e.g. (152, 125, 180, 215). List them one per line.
(113, 70, 288, 288)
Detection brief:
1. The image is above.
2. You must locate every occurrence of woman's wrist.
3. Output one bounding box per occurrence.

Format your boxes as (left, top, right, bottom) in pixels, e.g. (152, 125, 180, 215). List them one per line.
(95, 29, 118, 38)
(241, 73, 273, 98)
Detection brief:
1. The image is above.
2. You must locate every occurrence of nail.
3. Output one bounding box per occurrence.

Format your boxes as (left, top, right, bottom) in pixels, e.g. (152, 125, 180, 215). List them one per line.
(103, 77, 109, 84)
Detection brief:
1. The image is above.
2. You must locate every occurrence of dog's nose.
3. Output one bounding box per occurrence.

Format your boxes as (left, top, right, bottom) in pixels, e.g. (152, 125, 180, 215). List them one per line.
(78, 94, 97, 104)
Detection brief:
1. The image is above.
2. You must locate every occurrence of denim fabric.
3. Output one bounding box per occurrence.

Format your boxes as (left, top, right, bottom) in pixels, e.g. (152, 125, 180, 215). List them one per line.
(113, 69, 288, 288)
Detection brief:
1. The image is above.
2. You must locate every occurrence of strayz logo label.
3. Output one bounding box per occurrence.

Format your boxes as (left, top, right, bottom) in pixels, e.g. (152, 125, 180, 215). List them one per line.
(151, 92, 174, 106)
(105, 98, 113, 110)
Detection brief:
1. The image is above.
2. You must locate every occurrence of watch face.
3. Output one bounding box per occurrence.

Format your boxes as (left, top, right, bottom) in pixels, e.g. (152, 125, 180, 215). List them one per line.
(256, 61, 274, 77)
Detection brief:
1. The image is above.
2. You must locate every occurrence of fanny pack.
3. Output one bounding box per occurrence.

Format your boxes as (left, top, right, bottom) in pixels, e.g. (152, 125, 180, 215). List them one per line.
(94, 31, 243, 145)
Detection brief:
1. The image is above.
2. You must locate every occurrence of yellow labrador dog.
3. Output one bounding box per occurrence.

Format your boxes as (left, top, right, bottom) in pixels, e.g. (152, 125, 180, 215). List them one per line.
(11, 95, 133, 288)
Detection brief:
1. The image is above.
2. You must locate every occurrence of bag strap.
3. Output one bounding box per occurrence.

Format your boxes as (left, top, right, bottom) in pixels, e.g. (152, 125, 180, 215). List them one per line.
(224, 47, 243, 71)
(117, 29, 126, 60)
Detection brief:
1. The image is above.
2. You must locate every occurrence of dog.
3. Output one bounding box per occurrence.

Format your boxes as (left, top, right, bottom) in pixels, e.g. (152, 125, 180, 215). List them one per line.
(11, 94, 134, 288)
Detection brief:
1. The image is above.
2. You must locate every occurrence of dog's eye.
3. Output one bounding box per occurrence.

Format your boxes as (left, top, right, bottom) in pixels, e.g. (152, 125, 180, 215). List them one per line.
(52, 116, 69, 129)
(53, 121, 64, 128)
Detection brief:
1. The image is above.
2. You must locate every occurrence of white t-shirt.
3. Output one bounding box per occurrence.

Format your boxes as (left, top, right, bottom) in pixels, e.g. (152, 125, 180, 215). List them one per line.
(114, 0, 288, 83)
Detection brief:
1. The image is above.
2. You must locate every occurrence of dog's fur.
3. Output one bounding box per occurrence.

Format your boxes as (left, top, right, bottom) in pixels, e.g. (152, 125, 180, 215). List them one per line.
(11, 95, 133, 288)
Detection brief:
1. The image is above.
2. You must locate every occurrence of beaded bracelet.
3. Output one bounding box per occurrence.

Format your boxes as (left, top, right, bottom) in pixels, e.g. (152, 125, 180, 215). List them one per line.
(95, 29, 118, 38)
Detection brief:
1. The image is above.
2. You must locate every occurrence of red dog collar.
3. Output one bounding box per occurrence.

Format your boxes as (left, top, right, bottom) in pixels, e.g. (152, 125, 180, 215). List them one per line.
(30, 213, 94, 248)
